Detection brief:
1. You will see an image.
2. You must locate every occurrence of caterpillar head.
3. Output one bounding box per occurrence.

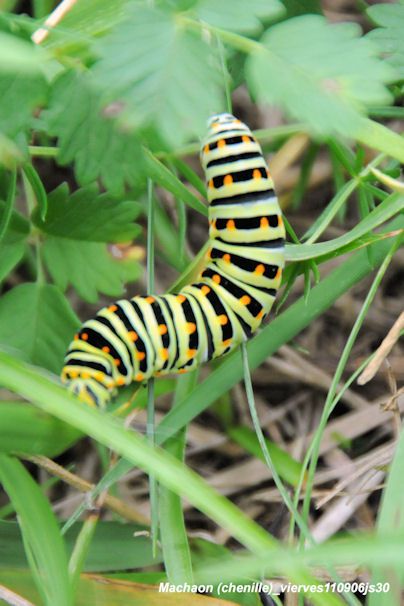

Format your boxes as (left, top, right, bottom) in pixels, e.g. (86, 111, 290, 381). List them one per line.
(201, 113, 250, 167)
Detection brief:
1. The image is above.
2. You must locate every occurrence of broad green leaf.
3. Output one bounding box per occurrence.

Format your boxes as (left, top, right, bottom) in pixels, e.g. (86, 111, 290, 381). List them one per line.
(42, 236, 141, 302)
(93, 6, 223, 145)
(247, 15, 396, 136)
(0, 32, 47, 74)
(0, 521, 160, 571)
(196, 0, 285, 34)
(0, 73, 47, 139)
(0, 282, 79, 373)
(0, 199, 30, 243)
(33, 183, 142, 242)
(0, 456, 72, 606)
(0, 402, 80, 456)
(0, 241, 25, 282)
(282, 0, 321, 17)
(44, 71, 144, 195)
(367, 1, 404, 78)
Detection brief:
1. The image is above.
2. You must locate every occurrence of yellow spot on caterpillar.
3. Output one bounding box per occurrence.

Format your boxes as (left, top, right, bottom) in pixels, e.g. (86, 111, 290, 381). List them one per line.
(255, 264, 265, 275)
(260, 217, 269, 228)
(70, 370, 78, 379)
(226, 219, 235, 230)
(128, 331, 138, 342)
(158, 324, 168, 335)
(201, 285, 210, 295)
(102, 346, 110, 353)
(136, 351, 146, 361)
(187, 349, 197, 358)
(160, 348, 169, 361)
(242, 135, 250, 143)
(212, 274, 221, 284)
(186, 322, 196, 334)
(82, 372, 90, 379)
(81, 333, 88, 341)
(209, 179, 214, 189)
(278, 215, 284, 227)
(275, 268, 282, 280)
(108, 304, 118, 312)
(145, 296, 155, 304)
(240, 295, 251, 305)
(116, 377, 125, 386)
(253, 169, 262, 180)
(223, 174, 233, 186)
(114, 358, 121, 366)
(95, 371, 105, 381)
(135, 373, 144, 382)
(206, 248, 212, 260)
(218, 314, 228, 325)
(223, 339, 232, 347)
(204, 144, 209, 153)
(223, 253, 231, 263)
(218, 139, 226, 148)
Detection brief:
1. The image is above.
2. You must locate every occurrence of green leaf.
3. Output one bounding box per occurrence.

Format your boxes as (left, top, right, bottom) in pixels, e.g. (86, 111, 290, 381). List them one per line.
(0, 242, 25, 282)
(92, 6, 223, 145)
(42, 237, 141, 302)
(33, 183, 142, 242)
(0, 455, 72, 606)
(247, 15, 396, 136)
(0, 72, 47, 139)
(44, 71, 144, 195)
(196, 0, 285, 34)
(0, 32, 47, 74)
(0, 282, 79, 373)
(367, 0, 404, 78)
(0, 401, 80, 456)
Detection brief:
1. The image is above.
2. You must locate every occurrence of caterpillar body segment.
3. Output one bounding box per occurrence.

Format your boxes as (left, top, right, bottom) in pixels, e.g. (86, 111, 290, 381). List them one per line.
(61, 113, 286, 407)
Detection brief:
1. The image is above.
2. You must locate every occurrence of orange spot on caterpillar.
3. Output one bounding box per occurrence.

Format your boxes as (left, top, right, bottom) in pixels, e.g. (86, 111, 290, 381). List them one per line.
(128, 331, 138, 342)
(275, 268, 282, 280)
(223, 174, 233, 186)
(206, 248, 212, 260)
(223, 339, 232, 347)
(226, 219, 235, 230)
(266, 168, 271, 178)
(212, 274, 221, 284)
(102, 346, 110, 353)
(218, 314, 228, 325)
(116, 377, 125, 386)
(223, 253, 231, 263)
(178, 369, 188, 374)
(135, 373, 144, 382)
(253, 169, 262, 180)
(177, 294, 186, 303)
(95, 371, 105, 381)
(70, 370, 78, 379)
(256, 310, 264, 320)
(136, 352, 146, 361)
(278, 215, 284, 227)
(74, 334, 79, 341)
(82, 372, 90, 379)
(145, 296, 155, 304)
(255, 264, 265, 275)
(160, 348, 169, 361)
(240, 295, 251, 305)
(186, 322, 196, 334)
(81, 333, 88, 341)
(114, 358, 121, 366)
(217, 139, 226, 148)
(158, 324, 168, 335)
(260, 217, 269, 228)
(187, 349, 197, 358)
(201, 285, 210, 295)
(204, 144, 209, 153)
(242, 135, 250, 143)
(108, 304, 118, 312)
(209, 179, 214, 189)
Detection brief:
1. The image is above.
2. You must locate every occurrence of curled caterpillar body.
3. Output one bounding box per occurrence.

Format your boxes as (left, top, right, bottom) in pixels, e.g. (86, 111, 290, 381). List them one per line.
(61, 113, 286, 407)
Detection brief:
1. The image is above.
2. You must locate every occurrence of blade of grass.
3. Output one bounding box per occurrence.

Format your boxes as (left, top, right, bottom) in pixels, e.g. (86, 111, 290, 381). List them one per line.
(0, 168, 16, 244)
(0, 454, 72, 606)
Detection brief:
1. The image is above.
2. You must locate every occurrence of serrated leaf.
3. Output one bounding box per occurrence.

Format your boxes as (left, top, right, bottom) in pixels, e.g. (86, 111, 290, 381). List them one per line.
(33, 183, 142, 242)
(42, 237, 141, 302)
(44, 71, 144, 195)
(247, 15, 396, 136)
(367, 1, 404, 78)
(92, 6, 223, 145)
(0, 73, 47, 139)
(196, 0, 285, 34)
(0, 283, 79, 373)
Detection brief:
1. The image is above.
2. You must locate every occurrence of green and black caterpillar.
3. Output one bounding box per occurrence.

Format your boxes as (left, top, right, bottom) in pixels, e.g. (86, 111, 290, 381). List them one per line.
(61, 113, 286, 407)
